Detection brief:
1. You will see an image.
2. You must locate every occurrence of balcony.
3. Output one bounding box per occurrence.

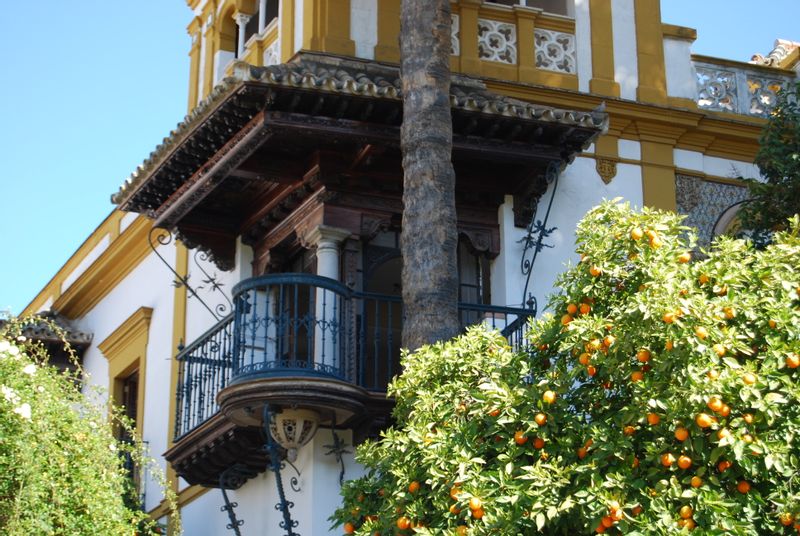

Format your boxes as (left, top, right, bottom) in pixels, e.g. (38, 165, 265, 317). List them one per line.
(167, 273, 532, 486)
(693, 56, 796, 118)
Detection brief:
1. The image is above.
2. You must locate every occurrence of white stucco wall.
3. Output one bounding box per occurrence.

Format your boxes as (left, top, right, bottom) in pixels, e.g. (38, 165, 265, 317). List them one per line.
(294, 0, 304, 53)
(574, 0, 592, 93)
(77, 243, 177, 512)
(491, 156, 644, 315)
(674, 149, 759, 179)
(119, 212, 139, 234)
(664, 37, 697, 100)
(351, 0, 377, 60)
(213, 50, 236, 85)
(611, 0, 638, 100)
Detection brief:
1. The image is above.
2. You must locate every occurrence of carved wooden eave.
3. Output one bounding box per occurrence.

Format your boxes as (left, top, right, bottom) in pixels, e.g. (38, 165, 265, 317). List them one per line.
(112, 52, 608, 269)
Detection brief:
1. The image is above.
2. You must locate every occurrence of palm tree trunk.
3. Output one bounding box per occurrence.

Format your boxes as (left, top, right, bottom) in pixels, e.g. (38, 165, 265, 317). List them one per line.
(399, 0, 460, 350)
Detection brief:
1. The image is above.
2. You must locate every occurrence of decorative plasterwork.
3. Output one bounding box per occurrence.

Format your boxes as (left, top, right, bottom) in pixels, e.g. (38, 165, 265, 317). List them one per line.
(478, 19, 517, 64)
(675, 174, 749, 249)
(451, 14, 460, 56)
(534, 29, 577, 74)
(264, 38, 280, 66)
(746, 76, 785, 117)
(696, 66, 737, 113)
(595, 158, 617, 185)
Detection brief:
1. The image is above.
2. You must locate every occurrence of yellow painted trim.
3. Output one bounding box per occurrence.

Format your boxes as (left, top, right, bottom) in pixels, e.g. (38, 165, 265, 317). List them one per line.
(98, 307, 153, 439)
(778, 47, 800, 70)
(634, 0, 667, 105)
(691, 54, 796, 76)
(459, 0, 482, 76)
(21, 210, 131, 317)
(661, 23, 696, 42)
(49, 217, 156, 319)
(588, 0, 619, 97)
(165, 243, 188, 533)
(280, 0, 296, 62)
(149, 484, 210, 521)
(535, 14, 575, 34)
(374, 0, 401, 63)
(640, 141, 676, 211)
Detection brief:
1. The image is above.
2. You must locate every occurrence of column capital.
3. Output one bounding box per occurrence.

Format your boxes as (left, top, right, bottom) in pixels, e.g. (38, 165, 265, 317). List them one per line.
(234, 12, 252, 27)
(302, 225, 352, 249)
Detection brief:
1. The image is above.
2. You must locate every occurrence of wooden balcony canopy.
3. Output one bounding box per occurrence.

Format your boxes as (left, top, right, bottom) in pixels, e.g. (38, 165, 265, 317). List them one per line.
(112, 52, 607, 269)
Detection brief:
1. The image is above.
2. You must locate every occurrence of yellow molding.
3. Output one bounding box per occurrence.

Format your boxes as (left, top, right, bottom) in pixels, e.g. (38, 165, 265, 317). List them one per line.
(778, 47, 800, 70)
(692, 54, 796, 76)
(50, 217, 157, 319)
(641, 141, 676, 211)
(149, 484, 209, 522)
(279, 0, 296, 62)
(535, 14, 575, 34)
(661, 23, 696, 42)
(98, 307, 153, 439)
(22, 210, 130, 317)
(634, 0, 667, 105)
(588, 0, 620, 97)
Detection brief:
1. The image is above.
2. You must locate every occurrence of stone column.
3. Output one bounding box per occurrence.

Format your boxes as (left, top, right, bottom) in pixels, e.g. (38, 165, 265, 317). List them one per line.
(303, 225, 351, 373)
(235, 12, 252, 58)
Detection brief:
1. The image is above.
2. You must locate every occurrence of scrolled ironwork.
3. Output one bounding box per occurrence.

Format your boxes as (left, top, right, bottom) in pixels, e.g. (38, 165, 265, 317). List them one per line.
(263, 405, 301, 536)
(147, 228, 221, 321)
(219, 464, 250, 535)
(323, 417, 351, 487)
(193, 249, 234, 316)
(518, 162, 561, 315)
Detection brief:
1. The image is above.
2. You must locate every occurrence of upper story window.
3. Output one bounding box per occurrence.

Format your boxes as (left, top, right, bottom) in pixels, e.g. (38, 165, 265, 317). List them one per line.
(485, 0, 572, 17)
(244, 0, 280, 43)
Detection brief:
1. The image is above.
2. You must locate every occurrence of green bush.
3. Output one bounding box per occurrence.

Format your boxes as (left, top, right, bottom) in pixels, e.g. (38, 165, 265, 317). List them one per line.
(332, 201, 800, 535)
(0, 317, 173, 535)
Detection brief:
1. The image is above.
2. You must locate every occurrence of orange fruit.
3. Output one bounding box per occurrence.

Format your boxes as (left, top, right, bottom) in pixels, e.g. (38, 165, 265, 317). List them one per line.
(543, 390, 556, 404)
(631, 371, 644, 382)
(707, 369, 720, 380)
(737, 481, 751, 494)
(408, 481, 420, 494)
(712, 344, 726, 357)
(577, 447, 588, 460)
(661, 453, 676, 467)
(579, 353, 591, 366)
(742, 413, 754, 424)
(637, 349, 651, 363)
(595, 524, 606, 533)
(589, 265, 603, 277)
(456, 527, 467, 535)
(469, 497, 483, 511)
(601, 515, 614, 528)
(631, 227, 644, 240)
(631, 505, 643, 516)
(723, 307, 735, 319)
(786, 353, 800, 369)
(698, 274, 710, 285)
(344, 522, 356, 534)
(471, 508, 484, 519)
(533, 437, 545, 449)
(623, 425, 636, 436)
(690, 476, 703, 488)
(665, 340, 674, 351)
(769, 319, 778, 329)
(717, 460, 732, 472)
(450, 486, 461, 500)
(678, 455, 692, 470)
(588, 339, 602, 351)
(579, 303, 591, 315)
(488, 409, 500, 417)
(449, 504, 461, 515)
(679, 505, 693, 519)
(684, 518, 696, 530)
(677, 252, 692, 263)
(514, 430, 528, 445)
(632, 457, 640, 468)
(534, 413, 547, 426)
(561, 314, 574, 326)
(695, 413, 714, 428)
(566, 303, 578, 315)
(675, 427, 689, 441)
(587, 365, 598, 377)
(718, 404, 731, 417)
(649, 234, 663, 248)
(584, 438, 594, 448)
(707, 397, 724, 413)
(694, 326, 709, 340)
(742, 434, 754, 444)
(663, 312, 676, 324)
(742, 372, 757, 385)
(647, 413, 661, 426)
(396, 516, 411, 530)
(780, 513, 795, 526)
(603, 335, 616, 347)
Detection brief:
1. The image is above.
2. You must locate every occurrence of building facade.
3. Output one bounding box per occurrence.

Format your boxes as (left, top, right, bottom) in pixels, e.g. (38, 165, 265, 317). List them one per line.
(23, 1, 798, 534)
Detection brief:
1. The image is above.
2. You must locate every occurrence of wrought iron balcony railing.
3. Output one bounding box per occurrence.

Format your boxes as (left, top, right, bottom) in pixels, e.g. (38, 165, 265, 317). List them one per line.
(173, 273, 533, 440)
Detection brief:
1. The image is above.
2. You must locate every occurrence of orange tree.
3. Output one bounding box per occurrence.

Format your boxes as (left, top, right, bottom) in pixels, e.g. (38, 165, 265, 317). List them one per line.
(331, 201, 800, 535)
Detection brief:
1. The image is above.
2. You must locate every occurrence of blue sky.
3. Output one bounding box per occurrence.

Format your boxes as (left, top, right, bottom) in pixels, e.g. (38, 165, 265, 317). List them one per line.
(1, 1, 798, 314)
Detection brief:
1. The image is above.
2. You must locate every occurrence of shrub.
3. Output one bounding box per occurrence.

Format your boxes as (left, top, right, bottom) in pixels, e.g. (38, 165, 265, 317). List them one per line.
(332, 201, 800, 535)
(0, 317, 172, 535)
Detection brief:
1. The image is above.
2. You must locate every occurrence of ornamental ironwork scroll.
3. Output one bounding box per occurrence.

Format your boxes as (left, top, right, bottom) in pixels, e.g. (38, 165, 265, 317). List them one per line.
(518, 162, 561, 316)
(263, 405, 301, 536)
